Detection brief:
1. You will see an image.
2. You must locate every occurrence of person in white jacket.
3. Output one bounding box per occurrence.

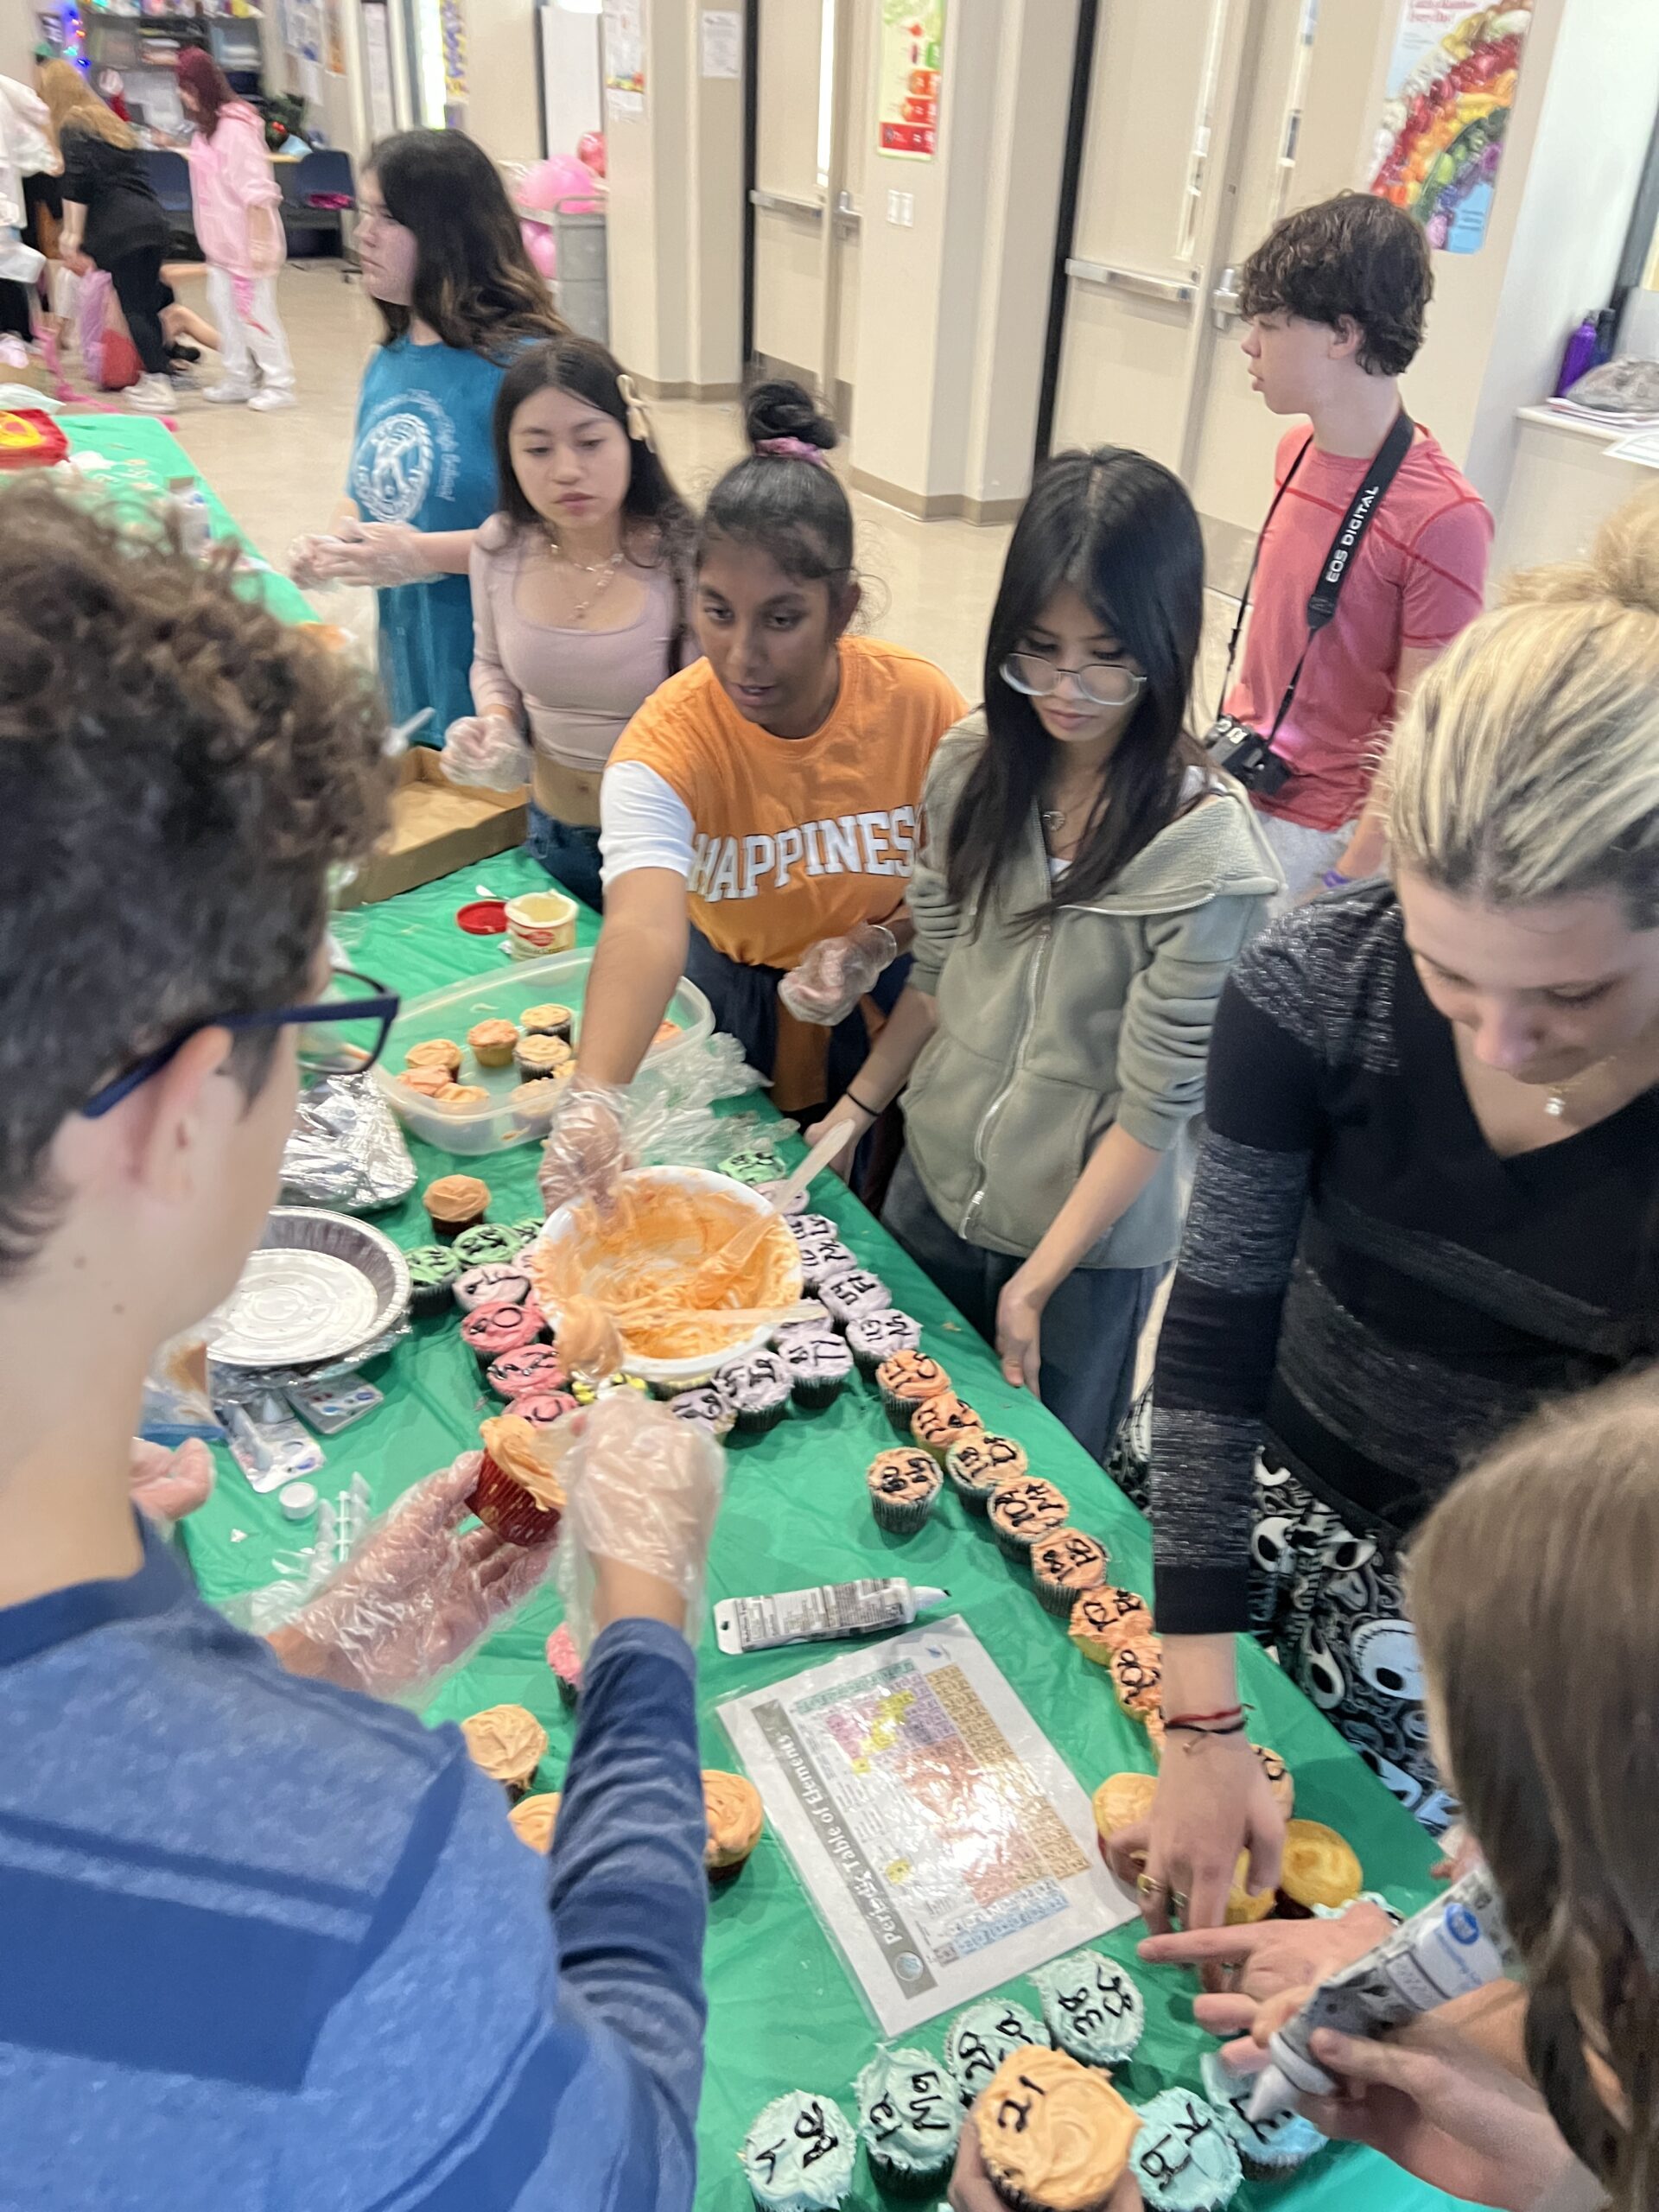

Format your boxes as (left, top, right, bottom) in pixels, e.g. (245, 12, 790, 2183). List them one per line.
(176, 48, 294, 410)
(0, 74, 53, 354)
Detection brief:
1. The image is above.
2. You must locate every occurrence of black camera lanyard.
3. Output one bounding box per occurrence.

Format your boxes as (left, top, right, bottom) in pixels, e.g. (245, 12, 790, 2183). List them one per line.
(1219, 409, 1416, 752)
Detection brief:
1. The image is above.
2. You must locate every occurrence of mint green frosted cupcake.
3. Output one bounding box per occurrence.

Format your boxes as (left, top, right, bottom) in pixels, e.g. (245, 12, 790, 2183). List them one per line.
(741, 2091, 856, 2209)
(405, 1243, 462, 1316)
(1200, 2050, 1325, 2177)
(1130, 2087, 1243, 2210)
(855, 2047, 961, 2196)
(1032, 1948, 1145, 2069)
(944, 1997, 1047, 2105)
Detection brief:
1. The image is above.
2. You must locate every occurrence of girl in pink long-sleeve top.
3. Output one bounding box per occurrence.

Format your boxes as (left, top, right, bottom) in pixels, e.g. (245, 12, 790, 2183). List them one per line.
(177, 49, 294, 410)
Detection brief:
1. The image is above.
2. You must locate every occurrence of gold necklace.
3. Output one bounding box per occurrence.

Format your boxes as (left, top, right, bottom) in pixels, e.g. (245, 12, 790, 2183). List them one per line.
(543, 531, 624, 622)
(1544, 1050, 1619, 1119)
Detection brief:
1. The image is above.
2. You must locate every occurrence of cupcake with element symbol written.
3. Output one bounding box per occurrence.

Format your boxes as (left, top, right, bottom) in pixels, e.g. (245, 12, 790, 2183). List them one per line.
(988, 1478, 1070, 1566)
(453, 1262, 534, 1315)
(787, 1212, 837, 1247)
(459, 1703, 547, 1803)
(773, 1300, 834, 1349)
(794, 1236, 856, 1293)
(1129, 2088, 1242, 2212)
(469, 1414, 566, 1546)
(741, 2092, 856, 2212)
(486, 1343, 569, 1400)
(405, 1243, 463, 1316)
(1200, 2050, 1324, 2180)
(1031, 1948, 1145, 2070)
(668, 1384, 737, 1439)
(782, 1330, 852, 1409)
(510, 1389, 578, 1432)
(911, 1393, 983, 1461)
(719, 1146, 785, 1187)
(461, 1300, 545, 1366)
(843, 1306, 922, 1376)
(817, 1265, 891, 1329)
(1069, 1586, 1153, 1668)
(454, 1220, 530, 1270)
(1108, 1633, 1164, 1720)
(866, 1447, 943, 1534)
(944, 1430, 1027, 1512)
(1030, 1530, 1111, 1618)
(975, 2046, 1141, 2212)
(875, 1350, 951, 1429)
(715, 1348, 793, 1434)
(702, 1769, 765, 1882)
(855, 2047, 962, 2196)
(423, 1173, 490, 1240)
(944, 1998, 1048, 2105)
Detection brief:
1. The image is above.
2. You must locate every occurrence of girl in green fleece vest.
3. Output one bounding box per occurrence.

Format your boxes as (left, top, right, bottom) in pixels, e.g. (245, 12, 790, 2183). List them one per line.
(810, 448, 1282, 1459)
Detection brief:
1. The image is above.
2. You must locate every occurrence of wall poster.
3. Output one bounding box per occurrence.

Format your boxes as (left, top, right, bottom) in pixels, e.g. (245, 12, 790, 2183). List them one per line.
(602, 0, 646, 120)
(1368, 2, 1533, 253)
(877, 2, 944, 162)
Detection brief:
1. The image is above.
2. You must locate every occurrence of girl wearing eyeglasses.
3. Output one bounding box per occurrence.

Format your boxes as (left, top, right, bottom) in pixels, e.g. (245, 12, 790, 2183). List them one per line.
(811, 448, 1281, 1458)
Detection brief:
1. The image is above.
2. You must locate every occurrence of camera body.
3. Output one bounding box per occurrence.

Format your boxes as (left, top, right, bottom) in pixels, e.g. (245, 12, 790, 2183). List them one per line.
(1203, 715, 1293, 798)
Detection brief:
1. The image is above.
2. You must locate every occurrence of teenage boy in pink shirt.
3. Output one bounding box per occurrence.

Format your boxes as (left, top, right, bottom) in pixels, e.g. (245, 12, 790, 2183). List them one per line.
(1227, 192, 1491, 908)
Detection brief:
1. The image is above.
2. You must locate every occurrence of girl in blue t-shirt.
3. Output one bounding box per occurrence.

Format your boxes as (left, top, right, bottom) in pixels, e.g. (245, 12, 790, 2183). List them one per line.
(289, 130, 564, 736)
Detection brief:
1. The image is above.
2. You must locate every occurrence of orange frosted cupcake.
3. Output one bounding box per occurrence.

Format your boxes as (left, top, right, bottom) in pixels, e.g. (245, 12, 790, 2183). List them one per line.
(521, 1001, 575, 1041)
(398, 1064, 451, 1099)
(467, 1017, 521, 1068)
(1278, 1819, 1362, 1914)
(1030, 1529, 1110, 1618)
(460, 1703, 547, 1802)
(423, 1173, 490, 1239)
(867, 1446, 943, 1533)
(1091, 1770, 1157, 1853)
(875, 1350, 951, 1427)
(911, 1392, 983, 1461)
(1108, 1632, 1164, 1719)
(434, 1083, 489, 1109)
(702, 1769, 765, 1882)
(944, 1430, 1027, 1511)
(1068, 1586, 1153, 1666)
(404, 1037, 462, 1077)
(987, 1476, 1069, 1563)
(974, 2046, 1140, 2212)
(516, 1031, 575, 1079)
(508, 1790, 562, 1853)
(471, 1413, 565, 1545)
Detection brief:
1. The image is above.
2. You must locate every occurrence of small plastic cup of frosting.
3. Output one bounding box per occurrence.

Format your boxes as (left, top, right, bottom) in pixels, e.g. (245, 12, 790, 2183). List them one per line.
(469, 1413, 566, 1547)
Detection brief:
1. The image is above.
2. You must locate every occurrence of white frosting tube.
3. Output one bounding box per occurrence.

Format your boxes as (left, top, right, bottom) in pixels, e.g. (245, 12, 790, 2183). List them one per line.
(1247, 1862, 1519, 2120)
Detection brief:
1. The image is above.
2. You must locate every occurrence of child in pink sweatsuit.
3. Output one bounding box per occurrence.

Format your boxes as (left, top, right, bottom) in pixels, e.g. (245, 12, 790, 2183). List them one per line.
(177, 48, 295, 410)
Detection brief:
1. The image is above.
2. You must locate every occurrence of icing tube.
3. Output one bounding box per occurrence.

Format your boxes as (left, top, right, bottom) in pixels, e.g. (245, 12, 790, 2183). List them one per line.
(1247, 1862, 1521, 2120)
(715, 1579, 949, 1653)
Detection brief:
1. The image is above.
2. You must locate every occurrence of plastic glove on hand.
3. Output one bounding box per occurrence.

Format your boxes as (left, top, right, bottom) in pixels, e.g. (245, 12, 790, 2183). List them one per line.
(537, 1079, 632, 1218)
(441, 715, 531, 792)
(777, 920, 898, 1027)
(303, 519, 436, 589)
(130, 1436, 215, 1525)
(270, 1453, 556, 1701)
(556, 1395, 724, 1654)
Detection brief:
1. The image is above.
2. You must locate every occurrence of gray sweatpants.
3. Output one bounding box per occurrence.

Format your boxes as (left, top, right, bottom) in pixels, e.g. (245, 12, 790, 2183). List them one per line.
(1255, 809, 1358, 919)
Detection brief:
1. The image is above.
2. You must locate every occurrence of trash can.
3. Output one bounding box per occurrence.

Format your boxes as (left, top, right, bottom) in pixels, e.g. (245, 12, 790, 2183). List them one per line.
(553, 199, 608, 345)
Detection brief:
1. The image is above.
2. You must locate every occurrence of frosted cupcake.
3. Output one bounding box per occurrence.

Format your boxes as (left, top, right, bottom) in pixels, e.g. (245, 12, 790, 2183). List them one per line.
(467, 1016, 520, 1068)
(452, 1220, 526, 1269)
(459, 1702, 547, 1802)
(715, 1348, 793, 1433)
(843, 1306, 922, 1376)
(702, 1769, 765, 1882)
(470, 1414, 565, 1545)
(1032, 1948, 1146, 2070)
(719, 1146, 785, 1186)
(855, 2047, 961, 2196)
(1091, 1772, 1158, 1859)
(453, 1262, 534, 1314)
(911, 1393, 984, 1461)
(944, 1998, 1048, 2105)
(405, 1243, 463, 1316)
(486, 1343, 569, 1400)
(520, 1001, 575, 1041)
(782, 1332, 852, 1409)
(423, 1173, 490, 1240)
(867, 1447, 943, 1534)
(461, 1300, 545, 1366)
(1069, 1586, 1154, 1667)
(398, 1064, 451, 1099)
(1199, 2050, 1324, 2178)
(1030, 1529, 1111, 1618)
(1108, 1634, 1164, 1721)
(817, 1265, 891, 1328)
(975, 2048, 1140, 2212)
(944, 1430, 1028, 1511)
(433, 1083, 489, 1109)
(510, 1078, 564, 1137)
(741, 2093, 855, 2212)
(543, 1623, 583, 1708)
(772, 1300, 833, 1348)
(667, 1385, 737, 1439)
(1129, 2088, 1242, 2211)
(507, 1791, 562, 1853)
(514, 1031, 575, 1080)
(795, 1236, 856, 1292)
(404, 1037, 462, 1078)
(787, 1212, 837, 1247)
(987, 1477, 1070, 1564)
(1278, 1821, 1363, 1915)
(511, 1389, 578, 1430)
(875, 1350, 952, 1427)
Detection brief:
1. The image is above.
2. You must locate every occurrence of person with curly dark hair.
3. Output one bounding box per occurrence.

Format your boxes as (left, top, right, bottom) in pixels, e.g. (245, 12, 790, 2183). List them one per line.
(1223, 191, 1491, 910)
(0, 482, 719, 2210)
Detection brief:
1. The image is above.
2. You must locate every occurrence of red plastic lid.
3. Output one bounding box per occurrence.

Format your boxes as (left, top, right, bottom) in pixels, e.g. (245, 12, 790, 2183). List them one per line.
(0, 410, 69, 471)
(456, 899, 509, 935)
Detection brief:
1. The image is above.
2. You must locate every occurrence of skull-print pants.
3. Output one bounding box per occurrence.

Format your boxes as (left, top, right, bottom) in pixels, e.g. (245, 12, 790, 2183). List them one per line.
(1109, 1395, 1456, 1834)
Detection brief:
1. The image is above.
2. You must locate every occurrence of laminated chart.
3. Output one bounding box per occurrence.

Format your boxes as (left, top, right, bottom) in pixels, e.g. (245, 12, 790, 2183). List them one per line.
(720, 1617, 1134, 2034)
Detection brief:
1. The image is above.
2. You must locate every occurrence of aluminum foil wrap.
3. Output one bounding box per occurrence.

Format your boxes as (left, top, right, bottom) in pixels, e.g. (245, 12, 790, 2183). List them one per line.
(281, 1073, 416, 1212)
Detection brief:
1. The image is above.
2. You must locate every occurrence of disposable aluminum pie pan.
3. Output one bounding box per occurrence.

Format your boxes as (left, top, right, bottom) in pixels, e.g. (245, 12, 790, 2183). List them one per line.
(204, 1207, 411, 1373)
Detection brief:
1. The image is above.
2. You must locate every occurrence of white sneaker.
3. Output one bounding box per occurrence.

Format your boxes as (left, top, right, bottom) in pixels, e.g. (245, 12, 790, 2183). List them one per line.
(203, 380, 254, 404)
(249, 388, 297, 412)
(127, 374, 176, 414)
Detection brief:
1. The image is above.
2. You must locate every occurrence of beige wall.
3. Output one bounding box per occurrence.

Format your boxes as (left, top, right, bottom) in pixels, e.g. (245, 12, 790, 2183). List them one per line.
(462, 0, 543, 166)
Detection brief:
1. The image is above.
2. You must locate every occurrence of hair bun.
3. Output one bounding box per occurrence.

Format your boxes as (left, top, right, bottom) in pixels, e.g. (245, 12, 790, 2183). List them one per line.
(743, 379, 838, 458)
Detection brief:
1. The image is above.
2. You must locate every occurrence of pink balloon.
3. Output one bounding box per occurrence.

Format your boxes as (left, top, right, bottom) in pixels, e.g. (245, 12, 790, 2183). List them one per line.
(520, 219, 557, 279)
(518, 152, 601, 218)
(577, 130, 606, 179)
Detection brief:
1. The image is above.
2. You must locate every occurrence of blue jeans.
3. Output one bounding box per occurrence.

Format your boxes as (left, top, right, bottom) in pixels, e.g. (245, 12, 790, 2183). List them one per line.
(527, 805, 604, 913)
(881, 1150, 1162, 1464)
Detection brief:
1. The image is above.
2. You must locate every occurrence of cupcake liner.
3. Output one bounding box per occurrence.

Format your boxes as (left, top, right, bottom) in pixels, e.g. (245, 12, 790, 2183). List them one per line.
(734, 1397, 790, 1435)
(871, 1491, 938, 1534)
(994, 1527, 1039, 1566)
(468, 1452, 563, 1547)
(426, 1211, 483, 1243)
(790, 1372, 845, 1411)
(1033, 1573, 1087, 1617)
(707, 1849, 754, 1886)
(866, 2149, 954, 2199)
(409, 1279, 454, 1317)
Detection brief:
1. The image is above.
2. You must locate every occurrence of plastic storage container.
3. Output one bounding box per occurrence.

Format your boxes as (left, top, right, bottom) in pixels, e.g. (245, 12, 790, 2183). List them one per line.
(371, 950, 714, 1156)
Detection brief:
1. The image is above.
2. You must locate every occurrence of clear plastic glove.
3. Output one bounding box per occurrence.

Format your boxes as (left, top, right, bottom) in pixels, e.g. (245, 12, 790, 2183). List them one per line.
(299, 518, 437, 589)
(777, 920, 899, 1027)
(441, 714, 531, 793)
(266, 1452, 556, 1703)
(537, 1079, 633, 1217)
(286, 531, 334, 590)
(555, 1395, 724, 1656)
(130, 1436, 215, 1525)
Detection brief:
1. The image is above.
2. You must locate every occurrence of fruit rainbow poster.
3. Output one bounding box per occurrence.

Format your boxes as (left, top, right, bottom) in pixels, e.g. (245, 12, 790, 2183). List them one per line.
(1369, 3, 1533, 254)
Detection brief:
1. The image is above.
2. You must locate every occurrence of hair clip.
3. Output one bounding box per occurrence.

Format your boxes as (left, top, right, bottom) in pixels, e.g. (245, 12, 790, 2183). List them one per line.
(757, 435, 830, 468)
(615, 372, 656, 450)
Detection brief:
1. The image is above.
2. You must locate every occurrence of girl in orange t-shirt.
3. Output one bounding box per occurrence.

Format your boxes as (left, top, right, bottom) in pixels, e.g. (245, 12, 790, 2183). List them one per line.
(538, 382, 964, 1210)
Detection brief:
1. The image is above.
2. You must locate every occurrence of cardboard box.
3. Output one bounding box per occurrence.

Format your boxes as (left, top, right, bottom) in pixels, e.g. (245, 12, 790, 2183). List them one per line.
(335, 747, 527, 909)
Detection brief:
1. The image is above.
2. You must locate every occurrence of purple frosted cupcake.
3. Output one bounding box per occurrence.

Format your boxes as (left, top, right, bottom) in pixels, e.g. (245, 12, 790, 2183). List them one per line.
(819, 1266, 892, 1328)
(453, 1262, 534, 1314)
(867, 1448, 943, 1533)
(795, 1236, 856, 1291)
(715, 1348, 793, 1433)
(668, 1385, 736, 1439)
(843, 1306, 922, 1376)
(782, 1332, 852, 1409)
(772, 1300, 834, 1348)
(787, 1212, 837, 1246)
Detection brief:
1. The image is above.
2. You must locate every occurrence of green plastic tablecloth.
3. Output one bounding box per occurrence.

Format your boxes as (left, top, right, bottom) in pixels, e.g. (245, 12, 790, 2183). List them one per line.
(59, 414, 316, 625)
(181, 850, 1464, 2212)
